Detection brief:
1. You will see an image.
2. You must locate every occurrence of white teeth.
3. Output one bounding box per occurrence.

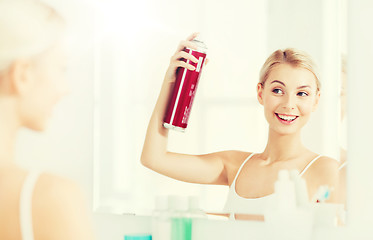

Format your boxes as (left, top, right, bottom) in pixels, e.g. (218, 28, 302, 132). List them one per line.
(278, 114, 297, 121)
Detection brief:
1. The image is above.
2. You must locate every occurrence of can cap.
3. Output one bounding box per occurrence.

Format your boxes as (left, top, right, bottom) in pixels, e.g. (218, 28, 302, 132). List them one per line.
(192, 34, 207, 52)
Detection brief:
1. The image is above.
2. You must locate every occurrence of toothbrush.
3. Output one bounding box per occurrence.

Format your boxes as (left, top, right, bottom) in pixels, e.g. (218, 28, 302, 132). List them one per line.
(312, 185, 331, 203)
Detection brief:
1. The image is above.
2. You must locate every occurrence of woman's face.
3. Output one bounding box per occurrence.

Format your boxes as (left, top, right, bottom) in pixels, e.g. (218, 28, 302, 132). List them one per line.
(257, 63, 320, 136)
(19, 42, 69, 131)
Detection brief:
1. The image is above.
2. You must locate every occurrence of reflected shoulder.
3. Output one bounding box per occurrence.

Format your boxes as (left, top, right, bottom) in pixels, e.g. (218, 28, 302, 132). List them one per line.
(33, 173, 94, 239)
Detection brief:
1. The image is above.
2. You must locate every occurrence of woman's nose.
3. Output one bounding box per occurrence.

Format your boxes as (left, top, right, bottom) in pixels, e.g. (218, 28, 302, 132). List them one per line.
(282, 95, 296, 110)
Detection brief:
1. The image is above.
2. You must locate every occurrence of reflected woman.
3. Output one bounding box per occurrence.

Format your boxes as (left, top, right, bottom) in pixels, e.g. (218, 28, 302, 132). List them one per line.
(0, 0, 94, 239)
(141, 33, 340, 219)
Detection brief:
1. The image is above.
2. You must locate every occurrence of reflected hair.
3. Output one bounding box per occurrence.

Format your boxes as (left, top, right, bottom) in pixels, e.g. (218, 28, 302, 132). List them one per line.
(259, 48, 321, 92)
(0, 0, 65, 72)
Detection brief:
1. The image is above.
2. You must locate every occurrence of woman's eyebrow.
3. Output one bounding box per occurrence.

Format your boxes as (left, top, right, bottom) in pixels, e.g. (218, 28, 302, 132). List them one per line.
(270, 80, 285, 86)
(297, 85, 311, 89)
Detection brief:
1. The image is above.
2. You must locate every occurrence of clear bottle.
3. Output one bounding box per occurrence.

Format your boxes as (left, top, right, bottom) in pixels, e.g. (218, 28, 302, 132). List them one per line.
(152, 195, 171, 240)
(168, 195, 190, 240)
(186, 196, 206, 240)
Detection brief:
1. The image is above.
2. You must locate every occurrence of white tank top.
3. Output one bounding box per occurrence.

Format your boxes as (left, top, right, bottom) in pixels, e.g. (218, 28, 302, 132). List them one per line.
(223, 153, 322, 218)
(19, 170, 41, 240)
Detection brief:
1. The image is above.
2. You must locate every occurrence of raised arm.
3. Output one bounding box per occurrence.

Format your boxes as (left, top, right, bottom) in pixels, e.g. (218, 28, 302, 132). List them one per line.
(141, 33, 228, 185)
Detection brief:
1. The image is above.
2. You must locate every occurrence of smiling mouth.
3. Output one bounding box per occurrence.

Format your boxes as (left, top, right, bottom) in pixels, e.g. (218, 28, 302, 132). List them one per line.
(275, 113, 299, 123)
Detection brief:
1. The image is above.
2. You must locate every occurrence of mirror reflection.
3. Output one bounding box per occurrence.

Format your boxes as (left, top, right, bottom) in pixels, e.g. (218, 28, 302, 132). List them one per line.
(94, 0, 347, 225)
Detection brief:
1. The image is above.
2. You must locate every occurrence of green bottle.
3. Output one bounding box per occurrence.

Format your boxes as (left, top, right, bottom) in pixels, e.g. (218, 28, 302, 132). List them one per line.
(168, 196, 191, 240)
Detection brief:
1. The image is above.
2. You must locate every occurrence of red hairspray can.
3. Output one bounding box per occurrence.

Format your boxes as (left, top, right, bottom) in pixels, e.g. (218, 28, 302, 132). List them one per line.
(163, 38, 207, 132)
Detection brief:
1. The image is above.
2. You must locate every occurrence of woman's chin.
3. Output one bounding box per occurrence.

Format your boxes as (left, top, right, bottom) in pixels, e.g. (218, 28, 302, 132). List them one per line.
(24, 119, 49, 132)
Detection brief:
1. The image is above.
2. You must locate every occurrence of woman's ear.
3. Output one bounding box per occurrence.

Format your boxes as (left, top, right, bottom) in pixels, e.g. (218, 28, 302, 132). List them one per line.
(6, 60, 33, 96)
(312, 91, 321, 112)
(257, 83, 264, 105)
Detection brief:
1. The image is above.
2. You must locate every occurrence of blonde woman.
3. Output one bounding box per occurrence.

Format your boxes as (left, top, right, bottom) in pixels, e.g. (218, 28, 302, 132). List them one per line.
(0, 0, 94, 239)
(141, 33, 339, 219)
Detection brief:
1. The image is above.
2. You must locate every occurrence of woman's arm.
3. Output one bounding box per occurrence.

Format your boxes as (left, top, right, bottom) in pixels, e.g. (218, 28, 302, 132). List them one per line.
(141, 33, 228, 185)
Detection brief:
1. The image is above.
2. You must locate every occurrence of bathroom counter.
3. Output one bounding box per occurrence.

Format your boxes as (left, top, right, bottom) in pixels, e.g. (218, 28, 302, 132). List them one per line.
(192, 218, 347, 240)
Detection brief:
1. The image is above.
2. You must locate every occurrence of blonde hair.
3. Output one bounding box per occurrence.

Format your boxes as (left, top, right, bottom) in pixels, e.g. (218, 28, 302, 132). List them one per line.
(259, 48, 321, 91)
(0, 0, 65, 72)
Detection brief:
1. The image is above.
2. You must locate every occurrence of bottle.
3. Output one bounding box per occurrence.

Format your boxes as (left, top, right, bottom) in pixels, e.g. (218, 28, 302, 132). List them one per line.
(274, 170, 297, 211)
(168, 195, 190, 240)
(187, 196, 206, 218)
(152, 195, 171, 240)
(163, 37, 208, 132)
(289, 169, 309, 207)
(186, 196, 206, 240)
(124, 235, 152, 240)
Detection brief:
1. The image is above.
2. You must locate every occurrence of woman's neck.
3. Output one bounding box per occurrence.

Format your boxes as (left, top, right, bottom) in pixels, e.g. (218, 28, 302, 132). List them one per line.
(261, 128, 307, 164)
(0, 98, 20, 165)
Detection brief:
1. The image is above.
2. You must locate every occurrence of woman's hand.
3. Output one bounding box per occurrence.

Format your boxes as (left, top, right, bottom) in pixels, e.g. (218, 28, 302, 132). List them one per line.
(164, 32, 200, 83)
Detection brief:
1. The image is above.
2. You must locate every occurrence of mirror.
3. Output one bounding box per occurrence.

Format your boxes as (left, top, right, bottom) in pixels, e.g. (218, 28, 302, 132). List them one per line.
(93, 0, 347, 219)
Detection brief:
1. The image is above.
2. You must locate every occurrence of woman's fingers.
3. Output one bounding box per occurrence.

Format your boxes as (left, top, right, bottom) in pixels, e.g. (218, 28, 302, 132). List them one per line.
(186, 32, 199, 41)
(166, 32, 202, 77)
(171, 50, 199, 63)
(174, 61, 196, 71)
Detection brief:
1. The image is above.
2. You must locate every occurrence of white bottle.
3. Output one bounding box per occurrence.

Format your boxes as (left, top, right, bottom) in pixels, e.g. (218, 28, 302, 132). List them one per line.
(187, 196, 206, 218)
(290, 169, 309, 207)
(152, 195, 171, 240)
(274, 170, 297, 211)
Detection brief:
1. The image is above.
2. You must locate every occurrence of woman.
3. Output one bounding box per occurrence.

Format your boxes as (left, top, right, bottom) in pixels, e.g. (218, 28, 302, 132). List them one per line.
(0, 0, 94, 239)
(141, 33, 339, 219)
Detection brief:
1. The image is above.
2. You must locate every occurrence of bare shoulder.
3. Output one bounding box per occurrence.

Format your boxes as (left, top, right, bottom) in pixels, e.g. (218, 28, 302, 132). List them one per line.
(35, 173, 82, 195)
(34, 173, 86, 209)
(312, 156, 339, 174)
(219, 150, 252, 185)
(220, 150, 252, 168)
(33, 173, 94, 239)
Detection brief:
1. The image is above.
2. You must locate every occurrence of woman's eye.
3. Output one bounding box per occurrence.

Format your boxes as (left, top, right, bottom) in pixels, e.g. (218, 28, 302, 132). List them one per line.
(297, 91, 309, 97)
(272, 88, 283, 94)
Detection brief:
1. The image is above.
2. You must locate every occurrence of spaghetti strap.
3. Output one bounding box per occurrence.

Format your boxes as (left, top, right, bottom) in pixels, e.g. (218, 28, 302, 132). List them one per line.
(339, 161, 347, 170)
(232, 152, 255, 185)
(20, 170, 41, 240)
(299, 155, 322, 176)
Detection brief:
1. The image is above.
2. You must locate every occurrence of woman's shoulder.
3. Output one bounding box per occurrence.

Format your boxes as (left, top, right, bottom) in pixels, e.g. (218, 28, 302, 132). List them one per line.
(34, 172, 85, 210)
(33, 173, 93, 239)
(312, 155, 339, 172)
(219, 150, 253, 167)
(304, 155, 339, 190)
